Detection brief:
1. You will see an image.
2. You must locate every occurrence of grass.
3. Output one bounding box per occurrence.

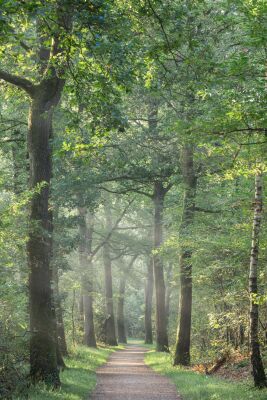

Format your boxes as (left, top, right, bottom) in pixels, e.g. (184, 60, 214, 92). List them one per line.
(145, 351, 267, 400)
(15, 344, 121, 400)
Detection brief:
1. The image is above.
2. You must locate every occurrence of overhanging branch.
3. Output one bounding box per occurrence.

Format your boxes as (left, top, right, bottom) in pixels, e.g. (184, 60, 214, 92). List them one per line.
(0, 69, 35, 96)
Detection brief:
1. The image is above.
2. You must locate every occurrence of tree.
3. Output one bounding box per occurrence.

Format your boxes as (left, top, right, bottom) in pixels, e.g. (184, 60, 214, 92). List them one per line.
(144, 258, 154, 344)
(0, 1, 73, 385)
(117, 255, 138, 343)
(174, 145, 197, 366)
(249, 171, 267, 388)
(78, 206, 97, 348)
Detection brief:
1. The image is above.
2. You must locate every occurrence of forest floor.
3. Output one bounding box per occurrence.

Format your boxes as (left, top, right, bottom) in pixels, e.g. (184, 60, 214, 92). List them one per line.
(18, 345, 120, 400)
(90, 344, 181, 400)
(12, 342, 267, 400)
(145, 351, 267, 400)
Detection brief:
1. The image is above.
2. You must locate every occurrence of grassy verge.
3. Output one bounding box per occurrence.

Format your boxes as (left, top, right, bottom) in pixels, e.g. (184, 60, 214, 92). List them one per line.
(16, 344, 121, 400)
(145, 351, 267, 400)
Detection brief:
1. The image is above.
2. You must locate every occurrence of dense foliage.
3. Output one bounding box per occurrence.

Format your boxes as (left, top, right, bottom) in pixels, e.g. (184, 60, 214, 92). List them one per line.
(0, 0, 266, 398)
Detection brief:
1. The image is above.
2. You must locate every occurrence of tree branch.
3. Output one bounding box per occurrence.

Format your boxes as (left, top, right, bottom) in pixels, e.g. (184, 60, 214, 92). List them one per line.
(0, 69, 35, 96)
(90, 199, 135, 259)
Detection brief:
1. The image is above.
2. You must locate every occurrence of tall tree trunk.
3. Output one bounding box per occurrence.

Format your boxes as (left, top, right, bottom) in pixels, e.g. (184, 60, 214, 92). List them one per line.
(117, 274, 127, 344)
(165, 264, 172, 331)
(52, 263, 68, 357)
(0, 3, 72, 386)
(117, 256, 137, 343)
(153, 181, 169, 352)
(83, 288, 96, 347)
(144, 258, 154, 344)
(51, 208, 68, 358)
(78, 207, 97, 348)
(48, 209, 65, 371)
(103, 241, 118, 346)
(249, 172, 267, 388)
(174, 145, 197, 366)
(102, 202, 117, 346)
(28, 97, 62, 386)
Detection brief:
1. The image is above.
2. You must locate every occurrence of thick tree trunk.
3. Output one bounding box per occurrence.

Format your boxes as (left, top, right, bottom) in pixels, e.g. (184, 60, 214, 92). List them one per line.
(249, 173, 267, 388)
(78, 207, 97, 348)
(28, 97, 60, 386)
(174, 145, 197, 366)
(103, 241, 118, 346)
(144, 258, 154, 344)
(117, 274, 127, 344)
(153, 181, 169, 352)
(0, 4, 72, 386)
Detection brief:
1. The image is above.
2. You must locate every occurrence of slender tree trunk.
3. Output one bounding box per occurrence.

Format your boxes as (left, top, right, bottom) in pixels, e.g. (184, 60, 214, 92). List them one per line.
(174, 145, 197, 366)
(153, 182, 169, 352)
(249, 172, 267, 388)
(103, 241, 118, 346)
(165, 265, 172, 331)
(83, 289, 96, 347)
(48, 210, 65, 370)
(78, 207, 97, 348)
(72, 289, 76, 345)
(102, 202, 118, 346)
(52, 263, 68, 357)
(50, 207, 68, 358)
(117, 274, 127, 343)
(144, 258, 154, 344)
(117, 256, 137, 343)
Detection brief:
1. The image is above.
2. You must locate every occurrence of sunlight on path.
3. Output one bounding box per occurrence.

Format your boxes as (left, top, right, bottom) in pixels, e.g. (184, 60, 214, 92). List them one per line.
(90, 345, 181, 400)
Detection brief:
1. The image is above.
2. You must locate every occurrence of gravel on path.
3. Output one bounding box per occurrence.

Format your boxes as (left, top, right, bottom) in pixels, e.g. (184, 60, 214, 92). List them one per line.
(90, 344, 181, 400)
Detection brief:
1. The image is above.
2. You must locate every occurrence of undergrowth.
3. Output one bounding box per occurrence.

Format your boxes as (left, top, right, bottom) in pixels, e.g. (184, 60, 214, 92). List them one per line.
(14, 344, 120, 400)
(145, 350, 267, 400)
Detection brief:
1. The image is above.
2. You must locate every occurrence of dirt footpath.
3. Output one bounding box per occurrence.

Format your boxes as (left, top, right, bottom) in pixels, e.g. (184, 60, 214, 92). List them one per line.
(90, 344, 181, 400)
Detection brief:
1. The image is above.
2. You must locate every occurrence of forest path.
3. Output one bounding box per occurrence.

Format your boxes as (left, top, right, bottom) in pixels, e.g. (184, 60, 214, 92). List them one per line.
(90, 344, 181, 400)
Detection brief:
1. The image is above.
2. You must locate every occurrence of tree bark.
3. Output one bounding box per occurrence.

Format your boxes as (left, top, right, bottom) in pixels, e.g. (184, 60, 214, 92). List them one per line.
(103, 242, 118, 346)
(165, 264, 172, 331)
(249, 172, 267, 388)
(78, 207, 97, 348)
(174, 145, 197, 366)
(153, 181, 169, 352)
(117, 274, 127, 344)
(103, 203, 118, 346)
(117, 256, 137, 343)
(28, 91, 64, 386)
(0, 3, 73, 385)
(52, 262, 68, 357)
(144, 258, 154, 344)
